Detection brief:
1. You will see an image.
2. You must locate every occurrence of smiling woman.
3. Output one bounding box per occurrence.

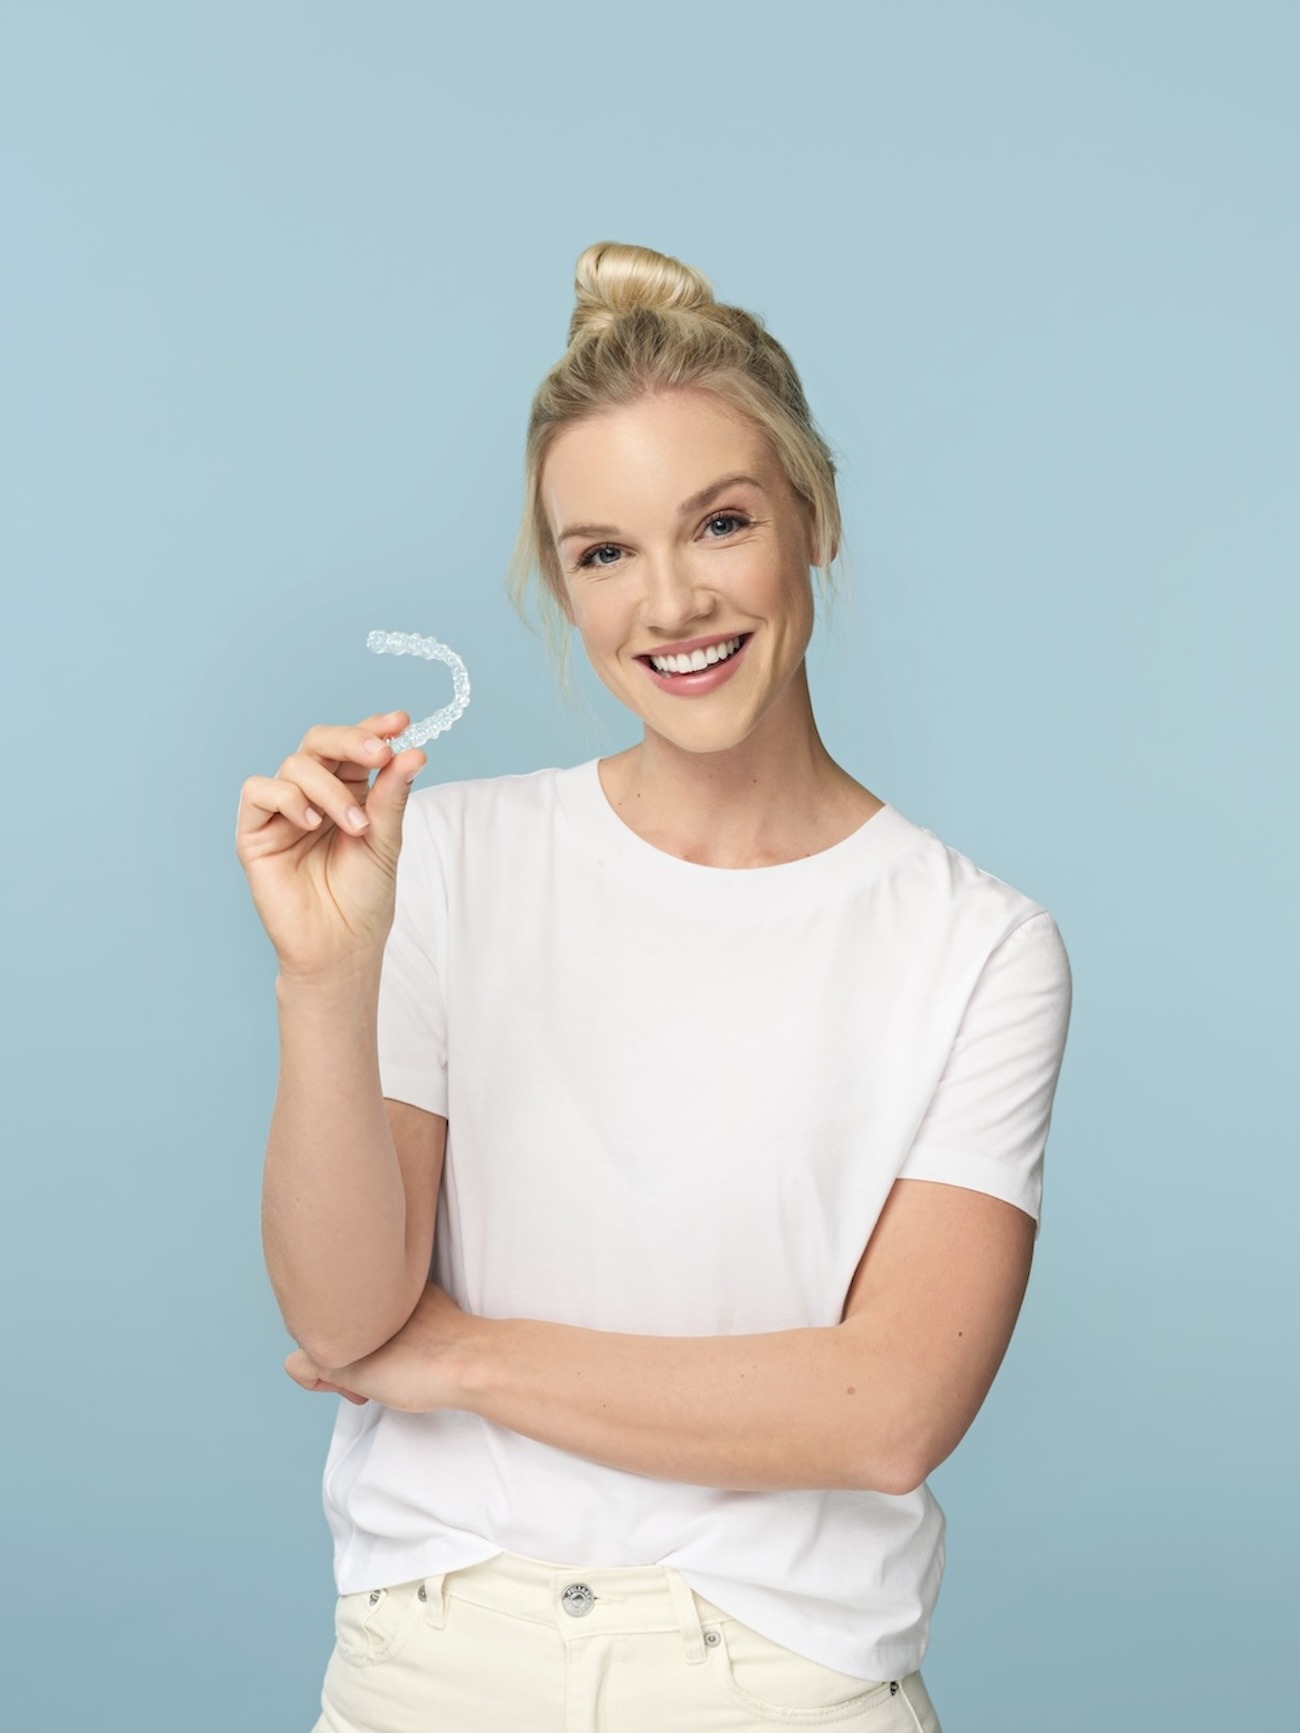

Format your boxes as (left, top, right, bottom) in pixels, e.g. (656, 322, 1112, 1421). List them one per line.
(544, 394, 827, 811)
(240, 240, 1072, 1733)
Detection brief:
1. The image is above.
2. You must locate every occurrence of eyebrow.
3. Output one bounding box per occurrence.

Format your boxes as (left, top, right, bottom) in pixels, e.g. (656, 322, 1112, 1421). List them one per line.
(556, 473, 767, 545)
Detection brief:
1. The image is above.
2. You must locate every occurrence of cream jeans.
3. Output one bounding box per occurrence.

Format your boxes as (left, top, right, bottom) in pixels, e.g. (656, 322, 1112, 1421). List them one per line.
(311, 1547, 943, 1732)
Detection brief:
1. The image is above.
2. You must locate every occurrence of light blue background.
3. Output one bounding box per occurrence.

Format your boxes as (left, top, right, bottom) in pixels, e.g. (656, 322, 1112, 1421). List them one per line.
(2, 3, 1294, 1728)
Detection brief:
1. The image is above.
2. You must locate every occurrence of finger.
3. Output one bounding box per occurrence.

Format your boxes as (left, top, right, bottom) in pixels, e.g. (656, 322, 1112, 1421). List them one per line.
(275, 753, 391, 836)
(238, 772, 328, 840)
(312, 1378, 369, 1403)
(360, 744, 427, 850)
(295, 715, 412, 769)
(283, 1357, 368, 1404)
(284, 1349, 322, 1389)
(281, 718, 417, 828)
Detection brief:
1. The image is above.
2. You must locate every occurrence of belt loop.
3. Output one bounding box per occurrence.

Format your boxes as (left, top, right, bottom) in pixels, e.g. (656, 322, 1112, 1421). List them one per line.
(664, 1568, 707, 1666)
(419, 1573, 449, 1629)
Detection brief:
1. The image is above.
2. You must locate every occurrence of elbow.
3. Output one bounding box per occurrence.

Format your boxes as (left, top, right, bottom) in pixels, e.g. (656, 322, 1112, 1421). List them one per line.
(294, 1330, 360, 1372)
(288, 1297, 416, 1372)
(860, 1454, 929, 1497)
(294, 1318, 395, 1371)
(272, 1267, 425, 1371)
(858, 1420, 944, 1497)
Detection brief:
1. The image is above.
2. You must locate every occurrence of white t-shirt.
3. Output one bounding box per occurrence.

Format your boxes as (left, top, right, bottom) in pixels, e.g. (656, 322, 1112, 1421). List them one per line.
(321, 757, 1073, 1682)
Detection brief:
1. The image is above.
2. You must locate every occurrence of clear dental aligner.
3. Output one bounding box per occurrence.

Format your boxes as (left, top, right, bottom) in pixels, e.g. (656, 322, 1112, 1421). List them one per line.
(366, 629, 471, 752)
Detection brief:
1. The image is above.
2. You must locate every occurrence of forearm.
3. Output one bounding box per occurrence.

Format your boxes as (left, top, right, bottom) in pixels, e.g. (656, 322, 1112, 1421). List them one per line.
(262, 958, 418, 1365)
(461, 1314, 910, 1495)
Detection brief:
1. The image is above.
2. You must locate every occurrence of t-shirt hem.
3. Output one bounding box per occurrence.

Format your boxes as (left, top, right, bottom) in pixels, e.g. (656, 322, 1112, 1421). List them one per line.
(674, 1566, 930, 1681)
(337, 1538, 506, 1598)
(378, 1063, 448, 1118)
(894, 1142, 1040, 1223)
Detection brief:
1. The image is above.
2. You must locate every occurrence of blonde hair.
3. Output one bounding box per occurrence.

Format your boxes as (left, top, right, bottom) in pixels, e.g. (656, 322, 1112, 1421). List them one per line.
(505, 241, 846, 696)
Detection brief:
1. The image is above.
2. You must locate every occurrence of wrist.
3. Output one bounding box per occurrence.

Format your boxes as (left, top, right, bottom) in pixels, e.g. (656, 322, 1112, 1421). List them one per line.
(275, 952, 384, 1008)
(449, 1310, 500, 1411)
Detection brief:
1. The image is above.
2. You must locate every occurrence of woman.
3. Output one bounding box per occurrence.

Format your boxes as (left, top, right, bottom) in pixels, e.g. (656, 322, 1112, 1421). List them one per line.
(236, 241, 1072, 1733)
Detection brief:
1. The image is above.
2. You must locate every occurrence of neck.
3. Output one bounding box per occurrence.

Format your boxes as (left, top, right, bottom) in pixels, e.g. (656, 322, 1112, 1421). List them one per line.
(600, 664, 880, 869)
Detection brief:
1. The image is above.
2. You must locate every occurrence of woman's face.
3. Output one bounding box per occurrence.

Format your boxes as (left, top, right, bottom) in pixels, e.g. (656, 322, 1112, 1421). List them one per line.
(544, 387, 822, 757)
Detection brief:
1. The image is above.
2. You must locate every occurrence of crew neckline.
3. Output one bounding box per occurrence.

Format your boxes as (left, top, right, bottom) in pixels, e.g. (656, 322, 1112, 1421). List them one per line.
(554, 756, 923, 910)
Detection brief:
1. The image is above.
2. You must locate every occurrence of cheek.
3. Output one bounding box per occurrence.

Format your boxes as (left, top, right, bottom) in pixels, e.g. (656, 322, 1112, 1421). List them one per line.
(757, 558, 810, 616)
(578, 596, 628, 648)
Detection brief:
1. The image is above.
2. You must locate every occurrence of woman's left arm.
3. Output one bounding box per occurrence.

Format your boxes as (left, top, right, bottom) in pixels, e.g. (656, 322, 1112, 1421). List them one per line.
(285, 1176, 1033, 1496)
(289, 906, 1068, 1493)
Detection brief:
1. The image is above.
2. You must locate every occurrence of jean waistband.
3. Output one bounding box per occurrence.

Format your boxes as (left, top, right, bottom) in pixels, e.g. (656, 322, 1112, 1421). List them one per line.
(414, 1546, 718, 1665)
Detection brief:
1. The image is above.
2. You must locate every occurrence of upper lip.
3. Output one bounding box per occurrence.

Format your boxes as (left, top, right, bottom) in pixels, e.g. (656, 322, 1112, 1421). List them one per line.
(636, 631, 750, 661)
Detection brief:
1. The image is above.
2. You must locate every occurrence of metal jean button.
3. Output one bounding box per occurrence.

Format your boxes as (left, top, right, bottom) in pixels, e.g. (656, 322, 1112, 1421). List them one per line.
(560, 1582, 596, 1617)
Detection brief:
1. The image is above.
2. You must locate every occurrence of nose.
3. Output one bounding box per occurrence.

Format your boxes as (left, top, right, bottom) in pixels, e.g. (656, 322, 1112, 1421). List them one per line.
(637, 551, 715, 633)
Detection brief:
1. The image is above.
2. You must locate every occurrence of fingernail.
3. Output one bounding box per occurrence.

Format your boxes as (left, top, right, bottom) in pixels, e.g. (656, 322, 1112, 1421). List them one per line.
(347, 805, 369, 829)
(363, 736, 387, 756)
(304, 806, 322, 825)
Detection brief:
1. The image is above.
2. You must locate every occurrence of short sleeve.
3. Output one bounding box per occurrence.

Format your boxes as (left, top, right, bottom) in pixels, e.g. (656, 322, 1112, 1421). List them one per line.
(896, 909, 1072, 1236)
(375, 806, 449, 1118)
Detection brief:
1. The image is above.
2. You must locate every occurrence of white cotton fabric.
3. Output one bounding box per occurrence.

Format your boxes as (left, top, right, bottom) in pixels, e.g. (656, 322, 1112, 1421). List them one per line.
(321, 758, 1073, 1683)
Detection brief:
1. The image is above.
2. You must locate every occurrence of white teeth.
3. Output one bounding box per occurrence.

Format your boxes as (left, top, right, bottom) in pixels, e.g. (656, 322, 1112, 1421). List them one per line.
(649, 635, 743, 675)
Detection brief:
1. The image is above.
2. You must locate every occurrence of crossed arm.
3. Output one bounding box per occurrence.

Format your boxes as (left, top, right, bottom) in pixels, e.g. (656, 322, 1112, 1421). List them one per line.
(286, 1173, 1036, 1496)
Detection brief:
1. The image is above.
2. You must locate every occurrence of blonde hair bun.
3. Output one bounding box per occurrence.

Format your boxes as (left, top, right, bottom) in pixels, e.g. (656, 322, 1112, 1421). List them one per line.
(569, 241, 714, 345)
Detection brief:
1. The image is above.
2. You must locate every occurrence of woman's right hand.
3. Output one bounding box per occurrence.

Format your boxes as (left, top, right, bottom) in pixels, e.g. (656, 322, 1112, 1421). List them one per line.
(235, 711, 428, 982)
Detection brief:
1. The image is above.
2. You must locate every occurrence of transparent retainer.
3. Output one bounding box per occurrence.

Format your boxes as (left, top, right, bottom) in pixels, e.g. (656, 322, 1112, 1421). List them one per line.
(366, 629, 471, 752)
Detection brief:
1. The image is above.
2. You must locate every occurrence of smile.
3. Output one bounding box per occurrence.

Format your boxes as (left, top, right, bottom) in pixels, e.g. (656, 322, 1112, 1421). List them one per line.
(635, 633, 753, 694)
(642, 635, 747, 675)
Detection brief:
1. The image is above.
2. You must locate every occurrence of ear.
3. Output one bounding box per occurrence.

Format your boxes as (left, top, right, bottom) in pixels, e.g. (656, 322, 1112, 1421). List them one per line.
(798, 492, 833, 569)
(808, 512, 837, 570)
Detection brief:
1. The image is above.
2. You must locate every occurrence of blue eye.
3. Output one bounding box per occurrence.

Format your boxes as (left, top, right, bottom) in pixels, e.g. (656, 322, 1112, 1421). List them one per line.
(577, 544, 622, 570)
(575, 513, 750, 571)
(705, 512, 749, 537)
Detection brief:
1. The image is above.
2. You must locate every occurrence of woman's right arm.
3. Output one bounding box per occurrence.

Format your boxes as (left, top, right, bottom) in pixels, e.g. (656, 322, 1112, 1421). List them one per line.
(263, 964, 448, 1368)
(236, 709, 443, 1368)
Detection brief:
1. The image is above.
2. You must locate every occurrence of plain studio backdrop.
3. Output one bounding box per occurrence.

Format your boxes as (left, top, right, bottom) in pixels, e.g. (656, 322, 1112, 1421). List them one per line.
(1, 4, 1294, 1729)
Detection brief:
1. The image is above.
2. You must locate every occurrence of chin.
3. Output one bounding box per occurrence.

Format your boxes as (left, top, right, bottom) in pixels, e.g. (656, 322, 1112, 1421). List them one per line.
(644, 719, 757, 755)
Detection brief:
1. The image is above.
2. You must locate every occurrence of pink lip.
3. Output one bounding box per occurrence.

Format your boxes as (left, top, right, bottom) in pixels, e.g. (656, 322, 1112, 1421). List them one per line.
(636, 629, 749, 659)
(637, 632, 753, 696)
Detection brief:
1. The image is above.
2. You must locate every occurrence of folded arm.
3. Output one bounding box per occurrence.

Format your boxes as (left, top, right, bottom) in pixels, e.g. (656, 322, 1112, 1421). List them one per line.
(463, 1176, 1034, 1493)
(299, 1175, 1035, 1495)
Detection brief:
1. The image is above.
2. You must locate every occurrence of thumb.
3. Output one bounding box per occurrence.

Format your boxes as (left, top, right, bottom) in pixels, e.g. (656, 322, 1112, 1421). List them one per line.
(364, 747, 427, 846)
(285, 1348, 323, 1389)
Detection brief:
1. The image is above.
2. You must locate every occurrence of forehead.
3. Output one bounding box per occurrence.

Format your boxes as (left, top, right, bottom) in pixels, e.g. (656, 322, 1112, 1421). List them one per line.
(543, 391, 771, 522)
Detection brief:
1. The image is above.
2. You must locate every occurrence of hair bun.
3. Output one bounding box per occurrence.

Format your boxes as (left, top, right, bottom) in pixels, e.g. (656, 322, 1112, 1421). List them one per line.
(568, 241, 714, 344)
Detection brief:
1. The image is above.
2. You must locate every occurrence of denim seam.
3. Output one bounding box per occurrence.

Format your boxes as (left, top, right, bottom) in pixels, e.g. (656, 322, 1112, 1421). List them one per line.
(898, 1677, 928, 1733)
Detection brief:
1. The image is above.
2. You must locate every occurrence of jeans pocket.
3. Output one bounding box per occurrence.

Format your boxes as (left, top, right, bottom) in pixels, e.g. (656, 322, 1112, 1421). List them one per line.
(333, 1578, 427, 1667)
(704, 1614, 899, 1725)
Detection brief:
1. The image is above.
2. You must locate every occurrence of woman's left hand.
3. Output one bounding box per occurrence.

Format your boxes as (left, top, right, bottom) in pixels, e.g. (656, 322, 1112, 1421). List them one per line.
(284, 1281, 482, 1413)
